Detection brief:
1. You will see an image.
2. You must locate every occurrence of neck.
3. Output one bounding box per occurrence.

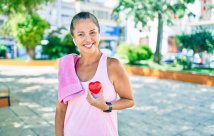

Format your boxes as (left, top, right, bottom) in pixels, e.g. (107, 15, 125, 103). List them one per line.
(79, 51, 102, 65)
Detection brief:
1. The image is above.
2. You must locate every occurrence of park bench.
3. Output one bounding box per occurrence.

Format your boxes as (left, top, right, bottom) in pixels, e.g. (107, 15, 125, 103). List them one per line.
(0, 83, 10, 107)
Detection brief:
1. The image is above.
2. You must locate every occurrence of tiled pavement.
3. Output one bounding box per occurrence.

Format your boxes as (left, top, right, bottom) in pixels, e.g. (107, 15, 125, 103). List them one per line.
(0, 66, 213, 136)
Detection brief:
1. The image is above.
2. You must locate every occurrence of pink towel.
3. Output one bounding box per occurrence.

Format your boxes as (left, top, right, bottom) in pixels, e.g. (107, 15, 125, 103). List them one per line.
(58, 53, 84, 103)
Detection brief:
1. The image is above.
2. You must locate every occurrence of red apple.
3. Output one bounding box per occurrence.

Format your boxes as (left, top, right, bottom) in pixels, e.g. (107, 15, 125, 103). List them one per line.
(89, 81, 102, 94)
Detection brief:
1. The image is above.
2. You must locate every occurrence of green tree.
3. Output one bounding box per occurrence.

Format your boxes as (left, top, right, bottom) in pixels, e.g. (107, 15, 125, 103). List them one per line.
(176, 31, 214, 69)
(0, 43, 7, 58)
(176, 31, 214, 53)
(0, 0, 53, 15)
(0, 0, 53, 59)
(0, 0, 53, 35)
(42, 28, 79, 60)
(114, 0, 195, 63)
(15, 13, 49, 59)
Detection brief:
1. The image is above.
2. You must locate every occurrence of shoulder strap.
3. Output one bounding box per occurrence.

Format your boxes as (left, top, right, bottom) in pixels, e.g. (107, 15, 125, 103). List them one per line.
(96, 54, 108, 76)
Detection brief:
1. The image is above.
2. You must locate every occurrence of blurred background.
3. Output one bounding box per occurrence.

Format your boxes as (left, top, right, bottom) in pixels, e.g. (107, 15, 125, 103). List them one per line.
(0, 0, 214, 73)
(0, 1, 214, 136)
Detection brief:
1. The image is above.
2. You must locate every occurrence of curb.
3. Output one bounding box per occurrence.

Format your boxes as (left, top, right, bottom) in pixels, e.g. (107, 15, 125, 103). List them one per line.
(1, 60, 213, 86)
(125, 65, 214, 87)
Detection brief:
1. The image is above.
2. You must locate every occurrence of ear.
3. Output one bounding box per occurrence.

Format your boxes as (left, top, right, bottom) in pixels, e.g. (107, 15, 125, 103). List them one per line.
(73, 39, 76, 45)
(71, 35, 76, 45)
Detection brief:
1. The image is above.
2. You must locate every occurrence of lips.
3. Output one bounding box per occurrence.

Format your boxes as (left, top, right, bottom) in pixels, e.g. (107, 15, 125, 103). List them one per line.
(84, 44, 92, 48)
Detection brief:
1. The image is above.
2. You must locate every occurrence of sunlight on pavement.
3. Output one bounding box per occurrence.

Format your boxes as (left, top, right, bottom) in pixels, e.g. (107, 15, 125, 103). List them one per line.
(0, 66, 214, 136)
(17, 78, 57, 84)
(19, 102, 41, 108)
(22, 86, 41, 93)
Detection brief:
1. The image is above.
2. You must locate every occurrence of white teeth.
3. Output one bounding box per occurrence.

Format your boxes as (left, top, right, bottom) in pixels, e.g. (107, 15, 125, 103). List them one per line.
(85, 44, 92, 48)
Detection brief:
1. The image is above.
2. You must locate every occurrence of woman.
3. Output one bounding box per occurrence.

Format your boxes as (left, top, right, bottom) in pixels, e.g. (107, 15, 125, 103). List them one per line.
(55, 12, 134, 136)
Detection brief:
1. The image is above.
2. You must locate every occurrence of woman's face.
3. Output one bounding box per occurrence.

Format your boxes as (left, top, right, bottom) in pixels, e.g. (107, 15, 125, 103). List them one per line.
(72, 19, 100, 54)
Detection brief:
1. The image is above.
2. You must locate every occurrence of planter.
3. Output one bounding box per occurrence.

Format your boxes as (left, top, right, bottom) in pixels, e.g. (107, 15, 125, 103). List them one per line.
(0, 59, 57, 66)
(125, 65, 214, 86)
(1, 60, 213, 86)
(0, 84, 10, 107)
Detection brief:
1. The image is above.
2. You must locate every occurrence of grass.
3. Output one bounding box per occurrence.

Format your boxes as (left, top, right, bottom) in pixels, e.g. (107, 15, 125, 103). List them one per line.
(183, 67, 214, 75)
(126, 60, 214, 76)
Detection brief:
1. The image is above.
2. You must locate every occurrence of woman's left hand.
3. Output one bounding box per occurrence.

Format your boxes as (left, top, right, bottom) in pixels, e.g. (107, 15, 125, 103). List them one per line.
(86, 88, 108, 111)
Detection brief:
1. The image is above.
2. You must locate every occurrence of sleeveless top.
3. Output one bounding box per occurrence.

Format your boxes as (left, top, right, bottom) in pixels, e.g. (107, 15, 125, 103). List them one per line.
(64, 54, 118, 136)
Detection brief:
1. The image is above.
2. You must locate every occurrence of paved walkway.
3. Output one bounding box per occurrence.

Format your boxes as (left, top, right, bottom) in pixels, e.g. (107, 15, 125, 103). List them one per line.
(0, 66, 213, 136)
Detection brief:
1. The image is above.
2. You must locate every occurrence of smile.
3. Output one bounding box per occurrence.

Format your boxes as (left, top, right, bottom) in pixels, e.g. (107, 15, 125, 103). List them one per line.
(84, 44, 93, 48)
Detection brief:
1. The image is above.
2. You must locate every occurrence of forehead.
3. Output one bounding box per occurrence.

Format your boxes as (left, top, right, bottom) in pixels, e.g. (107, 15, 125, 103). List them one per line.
(73, 19, 98, 32)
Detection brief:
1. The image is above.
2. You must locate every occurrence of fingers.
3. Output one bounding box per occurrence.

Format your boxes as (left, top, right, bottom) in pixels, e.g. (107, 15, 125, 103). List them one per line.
(100, 88, 103, 95)
(86, 88, 107, 110)
(88, 89, 93, 97)
(87, 88, 104, 105)
(97, 88, 104, 99)
(86, 90, 95, 105)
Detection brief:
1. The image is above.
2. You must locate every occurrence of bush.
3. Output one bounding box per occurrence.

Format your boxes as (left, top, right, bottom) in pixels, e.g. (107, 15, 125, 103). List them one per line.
(138, 44, 153, 60)
(176, 55, 192, 70)
(0, 44, 7, 58)
(117, 43, 153, 64)
(41, 27, 79, 60)
(116, 42, 130, 59)
(127, 46, 138, 64)
(176, 31, 214, 53)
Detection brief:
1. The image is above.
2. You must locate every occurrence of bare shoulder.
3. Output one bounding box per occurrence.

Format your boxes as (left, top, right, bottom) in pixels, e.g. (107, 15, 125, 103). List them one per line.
(107, 57, 127, 83)
(107, 57, 120, 66)
(107, 57, 124, 72)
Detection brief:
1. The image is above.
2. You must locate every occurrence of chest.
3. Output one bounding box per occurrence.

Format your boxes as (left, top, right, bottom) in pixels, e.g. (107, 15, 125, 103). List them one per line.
(76, 63, 99, 82)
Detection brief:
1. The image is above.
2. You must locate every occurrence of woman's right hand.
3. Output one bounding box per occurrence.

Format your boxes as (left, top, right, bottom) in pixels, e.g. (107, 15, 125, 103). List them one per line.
(86, 88, 109, 111)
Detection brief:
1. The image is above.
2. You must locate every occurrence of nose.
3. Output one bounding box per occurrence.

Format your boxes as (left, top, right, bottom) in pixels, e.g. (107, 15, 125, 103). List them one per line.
(84, 35, 92, 43)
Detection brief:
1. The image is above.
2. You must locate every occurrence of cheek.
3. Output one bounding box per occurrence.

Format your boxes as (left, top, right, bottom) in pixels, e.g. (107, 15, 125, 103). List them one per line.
(94, 38, 100, 45)
(93, 35, 100, 42)
(75, 38, 83, 45)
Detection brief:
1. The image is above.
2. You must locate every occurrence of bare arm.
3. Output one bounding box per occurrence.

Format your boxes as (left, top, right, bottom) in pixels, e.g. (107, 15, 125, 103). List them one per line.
(108, 58, 135, 110)
(86, 58, 134, 111)
(55, 102, 67, 136)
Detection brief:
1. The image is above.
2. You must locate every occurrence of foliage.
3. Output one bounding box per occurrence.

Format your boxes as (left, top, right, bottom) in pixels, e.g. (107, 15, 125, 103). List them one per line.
(0, 0, 53, 36)
(117, 43, 153, 64)
(0, 0, 53, 59)
(176, 55, 192, 70)
(114, 0, 195, 27)
(125, 46, 137, 64)
(176, 31, 214, 53)
(0, 43, 7, 58)
(114, 0, 195, 63)
(137, 60, 214, 75)
(41, 27, 79, 60)
(16, 13, 49, 48)
(116, 42, 131, 59)
(13, 13, 49, 59)
(0, 0, 53, 15)
(137, 44, 153, 60)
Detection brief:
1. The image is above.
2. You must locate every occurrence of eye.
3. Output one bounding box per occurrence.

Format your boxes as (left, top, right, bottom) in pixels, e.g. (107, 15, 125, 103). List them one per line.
(90, 31, 96, 35)
(78, 33, 84, 37)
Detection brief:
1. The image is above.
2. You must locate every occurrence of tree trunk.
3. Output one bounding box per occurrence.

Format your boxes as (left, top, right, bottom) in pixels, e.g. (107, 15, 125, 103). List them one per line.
(27, 48, 35, 60)
(154, 12, 163, 63)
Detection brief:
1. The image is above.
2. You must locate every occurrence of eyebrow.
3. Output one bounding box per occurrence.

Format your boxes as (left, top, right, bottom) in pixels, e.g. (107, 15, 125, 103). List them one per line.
(77, 31, 84, 33)
(90, 29, 96, 32)
(77, 29, 97, 33)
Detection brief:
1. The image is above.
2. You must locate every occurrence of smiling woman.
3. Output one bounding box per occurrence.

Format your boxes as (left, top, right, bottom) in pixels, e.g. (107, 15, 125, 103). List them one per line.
(55, 12, 135, 136)
(70, 12, 101, 55)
